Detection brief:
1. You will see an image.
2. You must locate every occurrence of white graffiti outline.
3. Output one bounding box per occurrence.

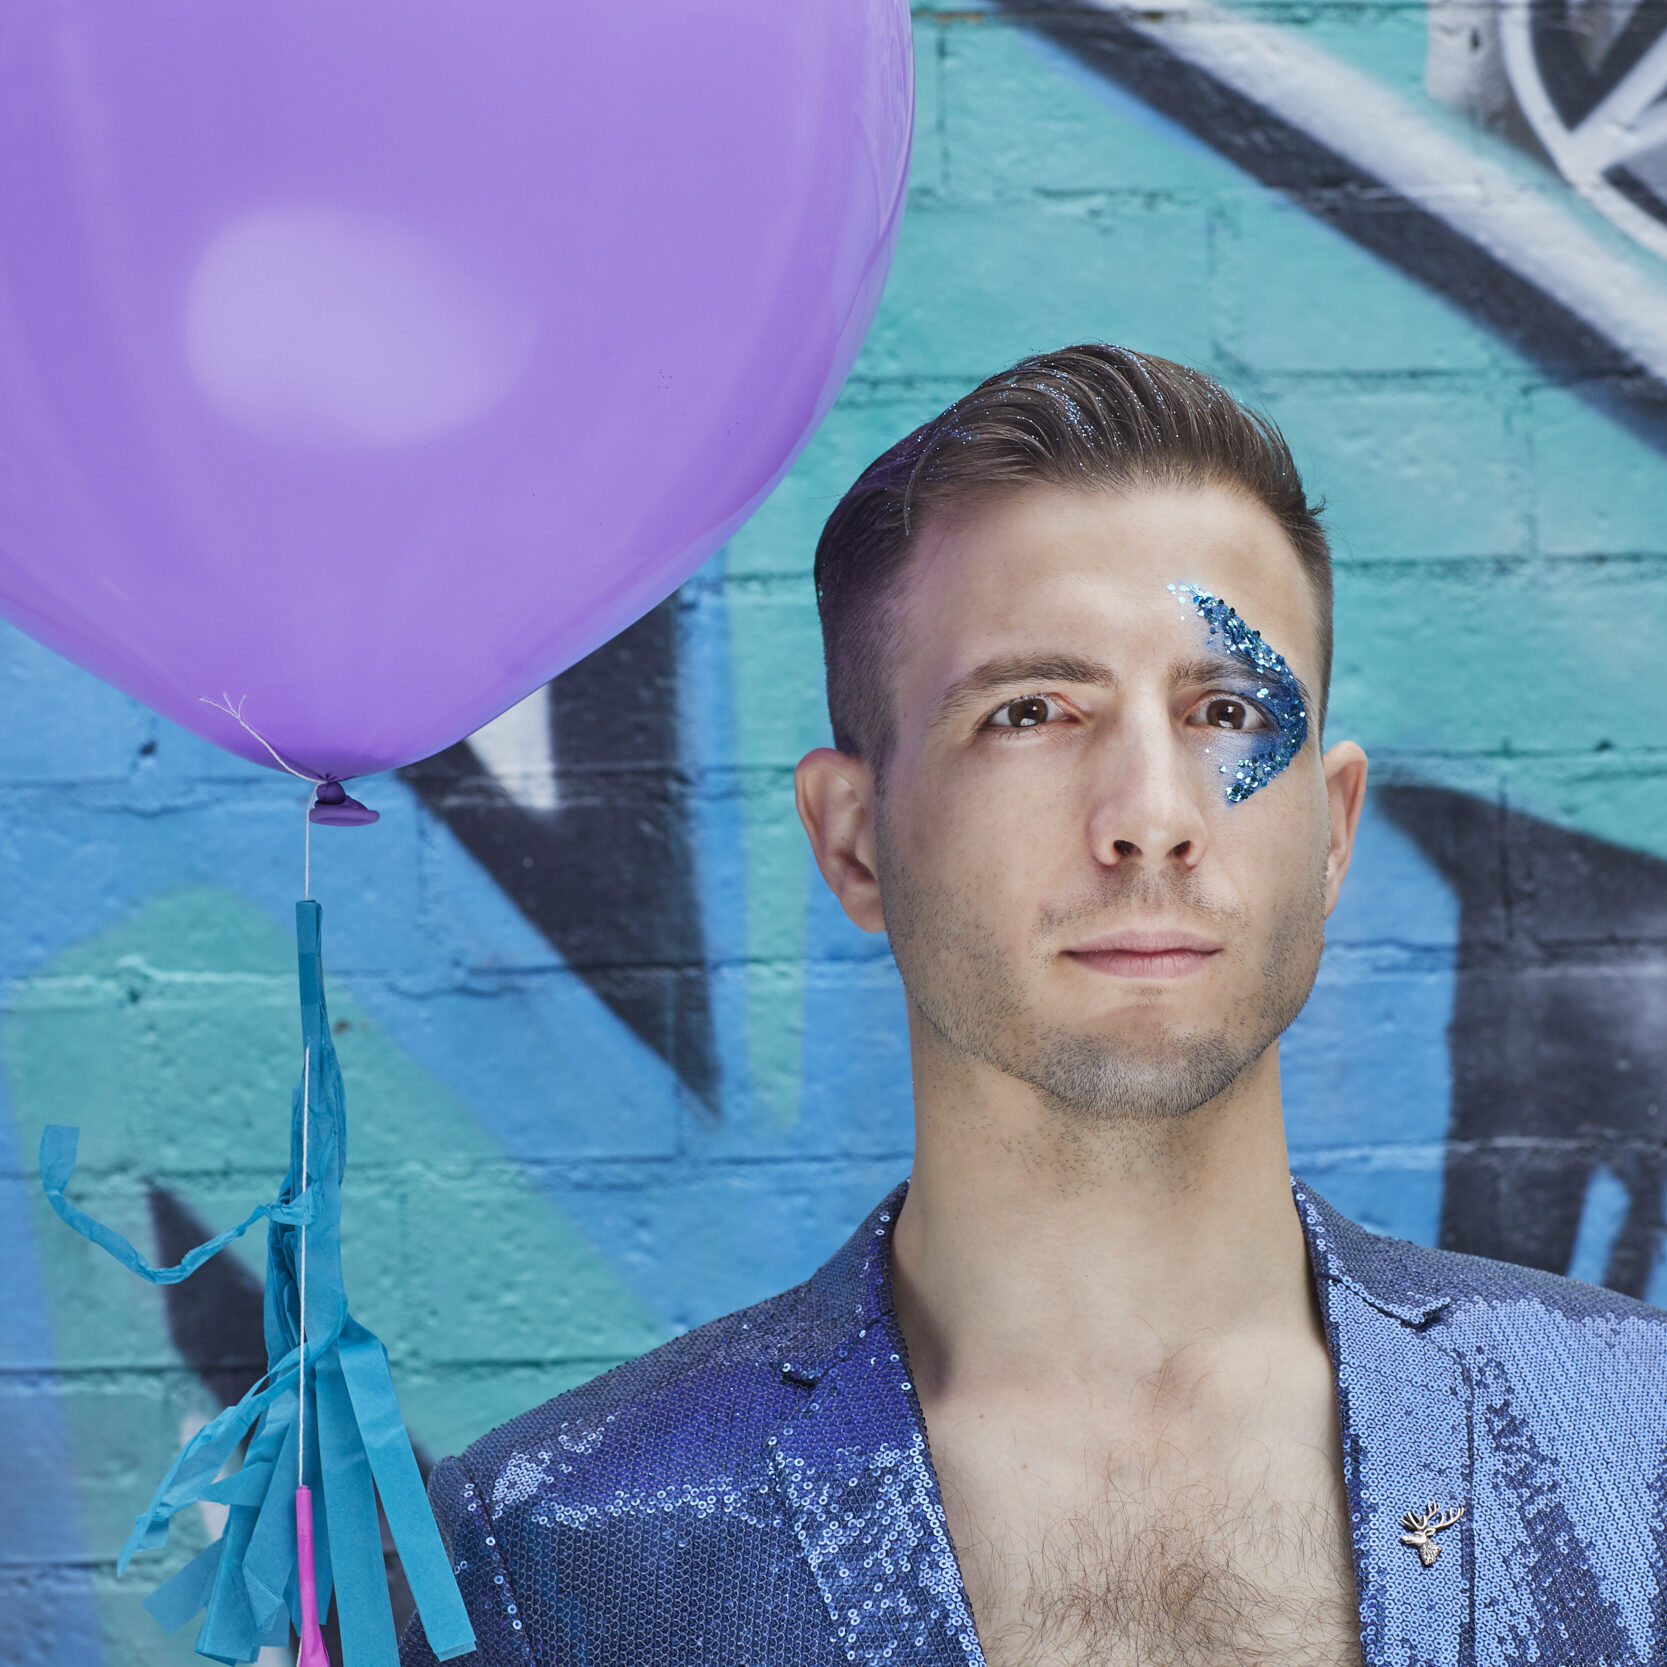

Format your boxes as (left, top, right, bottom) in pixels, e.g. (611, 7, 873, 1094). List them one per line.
(1500, 0, 1667, 265)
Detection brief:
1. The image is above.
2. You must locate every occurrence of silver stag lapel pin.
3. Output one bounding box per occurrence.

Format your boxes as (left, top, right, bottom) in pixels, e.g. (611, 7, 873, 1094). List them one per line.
(1399, 1502, 1465, 1567)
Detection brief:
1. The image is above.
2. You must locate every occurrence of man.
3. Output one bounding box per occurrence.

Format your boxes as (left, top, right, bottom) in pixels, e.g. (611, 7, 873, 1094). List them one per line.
(402, 347, 1667, 1667)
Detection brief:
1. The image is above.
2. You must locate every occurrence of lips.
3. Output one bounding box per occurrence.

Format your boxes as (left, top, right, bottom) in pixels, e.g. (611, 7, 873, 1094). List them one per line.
(1063, 930, 1222, 980)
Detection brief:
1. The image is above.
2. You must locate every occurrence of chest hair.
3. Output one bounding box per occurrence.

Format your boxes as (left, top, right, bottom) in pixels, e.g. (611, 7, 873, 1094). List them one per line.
(950, 1473, 1364, 1667)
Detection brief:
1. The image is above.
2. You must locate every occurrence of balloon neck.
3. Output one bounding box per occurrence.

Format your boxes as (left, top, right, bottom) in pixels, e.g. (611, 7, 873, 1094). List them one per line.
(309, 780, 379, 827)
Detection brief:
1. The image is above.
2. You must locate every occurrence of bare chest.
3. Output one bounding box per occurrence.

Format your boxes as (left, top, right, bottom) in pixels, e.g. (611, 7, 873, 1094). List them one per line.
(933, 1433, 1364, 1667)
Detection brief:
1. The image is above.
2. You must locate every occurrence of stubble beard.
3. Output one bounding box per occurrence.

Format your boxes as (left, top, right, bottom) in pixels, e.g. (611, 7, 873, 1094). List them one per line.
(879, 831, 1327, 1128)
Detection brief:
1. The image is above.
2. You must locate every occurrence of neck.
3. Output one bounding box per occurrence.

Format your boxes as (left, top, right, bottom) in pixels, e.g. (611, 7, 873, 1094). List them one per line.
(890, 1018, 1317, 1405)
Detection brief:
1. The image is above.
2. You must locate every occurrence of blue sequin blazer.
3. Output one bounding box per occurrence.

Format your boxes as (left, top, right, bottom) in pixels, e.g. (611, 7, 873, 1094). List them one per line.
(401, 1180, 1667, 1666)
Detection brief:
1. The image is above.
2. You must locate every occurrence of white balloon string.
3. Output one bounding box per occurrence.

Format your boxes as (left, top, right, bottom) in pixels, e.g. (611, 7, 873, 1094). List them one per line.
(198, 693, 325, 785)
(305, 783, 316, 902)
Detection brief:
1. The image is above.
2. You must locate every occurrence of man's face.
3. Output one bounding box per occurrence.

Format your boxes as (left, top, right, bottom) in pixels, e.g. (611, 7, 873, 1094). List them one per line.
(863, 482, 1348, 1124)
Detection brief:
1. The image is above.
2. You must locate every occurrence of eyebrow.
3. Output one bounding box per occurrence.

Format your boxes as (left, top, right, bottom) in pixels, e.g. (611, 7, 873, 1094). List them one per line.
(931, 647, 1315, 727)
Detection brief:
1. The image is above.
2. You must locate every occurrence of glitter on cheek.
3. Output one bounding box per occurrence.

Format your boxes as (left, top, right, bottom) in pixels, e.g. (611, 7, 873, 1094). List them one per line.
(1168, 582, 1309, 803)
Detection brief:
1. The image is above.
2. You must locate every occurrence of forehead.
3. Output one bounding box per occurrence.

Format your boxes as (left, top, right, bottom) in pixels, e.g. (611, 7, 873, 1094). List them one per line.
(894, 483, 1321, 695)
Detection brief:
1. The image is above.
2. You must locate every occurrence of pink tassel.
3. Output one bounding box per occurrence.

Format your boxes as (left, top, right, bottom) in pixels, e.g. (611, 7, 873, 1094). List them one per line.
(295, 1485, 332, 1667)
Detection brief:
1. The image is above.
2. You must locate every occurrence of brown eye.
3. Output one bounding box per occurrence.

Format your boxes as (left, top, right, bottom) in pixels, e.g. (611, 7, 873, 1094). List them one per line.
(1203, 697, 1251, 730)
(991, 696, 1053, 729)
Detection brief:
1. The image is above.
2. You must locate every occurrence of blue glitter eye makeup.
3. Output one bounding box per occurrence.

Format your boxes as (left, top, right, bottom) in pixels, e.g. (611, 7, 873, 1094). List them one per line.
(1169, 583, 1309, 803)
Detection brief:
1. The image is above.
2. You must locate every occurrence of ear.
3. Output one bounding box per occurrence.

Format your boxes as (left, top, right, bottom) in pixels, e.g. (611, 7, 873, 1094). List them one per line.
(1320, 739, 1369, 918)
(795, 747, 886, 933)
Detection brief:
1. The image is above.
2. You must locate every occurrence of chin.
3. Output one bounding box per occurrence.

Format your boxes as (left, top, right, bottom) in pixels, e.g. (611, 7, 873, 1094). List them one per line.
(1016, 1014, 1256, 1124)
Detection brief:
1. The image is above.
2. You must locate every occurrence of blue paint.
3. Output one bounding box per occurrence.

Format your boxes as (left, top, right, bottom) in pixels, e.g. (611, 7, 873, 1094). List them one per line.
(1566, 1164, 1631, 1286)
(1283, 792, 1457, 1248)
(1170, 584, 1310, 802)
(1647, 1197, 1667, 1309)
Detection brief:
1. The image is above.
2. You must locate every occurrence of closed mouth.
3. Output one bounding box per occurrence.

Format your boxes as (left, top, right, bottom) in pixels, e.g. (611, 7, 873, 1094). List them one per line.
(1062, 931, 1222, 980)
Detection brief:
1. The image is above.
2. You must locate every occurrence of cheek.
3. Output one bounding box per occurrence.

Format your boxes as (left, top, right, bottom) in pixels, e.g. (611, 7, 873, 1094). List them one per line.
(888, 760, 1075, 914)
(1205, 768, 1330, 901)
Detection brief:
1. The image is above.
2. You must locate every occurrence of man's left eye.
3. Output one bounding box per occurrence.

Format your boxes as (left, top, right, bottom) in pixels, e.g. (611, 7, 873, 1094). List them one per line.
(1194, 696, 1268, 732)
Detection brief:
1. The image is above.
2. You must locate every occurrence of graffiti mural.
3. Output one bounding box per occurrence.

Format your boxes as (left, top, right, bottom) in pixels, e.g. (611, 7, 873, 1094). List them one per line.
(1430, 0, 1667, 263)
(402, 599, 718, 1109)
(1383, 786, 1667, 1293)
(5, 6, 1667, 1661)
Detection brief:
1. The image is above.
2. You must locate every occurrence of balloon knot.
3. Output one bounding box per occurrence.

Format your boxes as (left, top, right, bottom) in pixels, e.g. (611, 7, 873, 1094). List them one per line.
(309, 780, 379, 826)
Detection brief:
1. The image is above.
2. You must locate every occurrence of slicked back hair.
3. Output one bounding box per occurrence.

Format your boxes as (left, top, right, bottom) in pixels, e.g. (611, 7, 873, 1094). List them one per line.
(812, 344, 1332, 775)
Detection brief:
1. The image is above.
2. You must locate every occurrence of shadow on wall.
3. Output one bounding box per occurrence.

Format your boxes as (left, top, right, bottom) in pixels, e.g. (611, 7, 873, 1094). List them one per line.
(1381, 786, 1667, 1296)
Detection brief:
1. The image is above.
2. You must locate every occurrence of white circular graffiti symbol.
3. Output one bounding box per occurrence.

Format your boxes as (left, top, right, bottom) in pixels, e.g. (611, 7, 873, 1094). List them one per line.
(1501, 0, 1667, 265)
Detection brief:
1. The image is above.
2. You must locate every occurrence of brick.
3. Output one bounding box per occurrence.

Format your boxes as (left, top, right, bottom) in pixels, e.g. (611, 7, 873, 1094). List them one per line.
(939, 16, 1237, 200)
(859, 197, 1217, 380)
(1267, 382, 1524, 561)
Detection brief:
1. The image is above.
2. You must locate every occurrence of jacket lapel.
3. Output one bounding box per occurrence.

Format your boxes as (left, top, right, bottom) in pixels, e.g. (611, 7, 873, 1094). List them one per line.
(770, 1316, 985, 1667)
(1297, 1183, 1475, 1667)
(770, 1186, 985, 1667)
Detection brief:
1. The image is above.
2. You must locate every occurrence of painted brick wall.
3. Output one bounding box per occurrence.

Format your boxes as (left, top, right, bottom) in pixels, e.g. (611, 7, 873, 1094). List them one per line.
(5, 5, 1667, 1661)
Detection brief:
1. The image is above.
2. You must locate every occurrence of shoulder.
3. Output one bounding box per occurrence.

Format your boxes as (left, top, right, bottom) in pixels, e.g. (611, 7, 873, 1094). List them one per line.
(1409, 1237, 1666, 1346)
(453, 1278, 830, 1516)
(427, 1185, 900, 1551)
(1298, 1180, 1667, 1377)
(1415, 1247, 1667, 1427)
(404, 1274, 874, 1663)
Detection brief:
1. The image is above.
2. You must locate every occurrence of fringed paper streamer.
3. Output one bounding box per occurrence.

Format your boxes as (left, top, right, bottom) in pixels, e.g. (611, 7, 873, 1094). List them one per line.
(39, 901, 474, 1665)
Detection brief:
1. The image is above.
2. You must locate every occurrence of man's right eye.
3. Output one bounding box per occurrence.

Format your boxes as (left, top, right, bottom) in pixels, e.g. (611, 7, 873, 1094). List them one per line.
(984, 695, 1060, 730)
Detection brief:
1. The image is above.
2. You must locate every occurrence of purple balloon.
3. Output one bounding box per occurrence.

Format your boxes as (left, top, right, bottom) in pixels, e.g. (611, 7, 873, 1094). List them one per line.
(0, 1, 911, 779)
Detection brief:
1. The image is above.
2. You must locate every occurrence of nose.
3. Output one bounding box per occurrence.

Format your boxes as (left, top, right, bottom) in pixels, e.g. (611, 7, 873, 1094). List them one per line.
(1084, 700, 1208, 872)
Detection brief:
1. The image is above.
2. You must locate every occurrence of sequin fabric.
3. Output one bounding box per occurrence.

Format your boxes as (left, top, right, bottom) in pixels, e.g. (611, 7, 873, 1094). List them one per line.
(1170, 582, 1309, 802)
(402, 1181, 1667, 1666)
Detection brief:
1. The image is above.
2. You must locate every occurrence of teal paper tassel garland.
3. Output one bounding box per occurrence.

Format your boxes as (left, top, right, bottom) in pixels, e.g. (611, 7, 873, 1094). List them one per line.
(39, 902, 475, 1665)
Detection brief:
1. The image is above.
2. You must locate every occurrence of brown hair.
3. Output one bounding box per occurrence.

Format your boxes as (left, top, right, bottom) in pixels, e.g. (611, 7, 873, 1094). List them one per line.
(812, 344, 1331, 771)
